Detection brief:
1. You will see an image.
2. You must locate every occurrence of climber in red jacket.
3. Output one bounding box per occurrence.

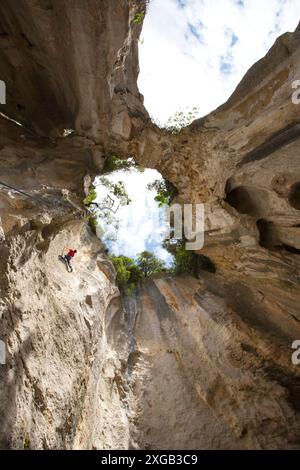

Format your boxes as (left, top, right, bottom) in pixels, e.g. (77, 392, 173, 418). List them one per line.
(65, 248, 77, 264)
(59, 247, 77, 272)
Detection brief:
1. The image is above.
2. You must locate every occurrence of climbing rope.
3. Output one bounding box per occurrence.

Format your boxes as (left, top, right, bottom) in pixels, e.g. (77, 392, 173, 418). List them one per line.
(0, 180, 51, 206)
(0, 180, 86, 219)
(0, 180, 82, 212)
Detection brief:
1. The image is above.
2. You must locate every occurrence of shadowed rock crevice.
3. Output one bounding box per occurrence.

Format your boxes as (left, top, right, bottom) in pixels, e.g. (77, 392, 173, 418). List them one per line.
(257, 218, 300, 252)
(257, 219, 277, 249)
(225, 185, 259, 216)
(238, 123, 300, 167)
(289, 182, 300, 210)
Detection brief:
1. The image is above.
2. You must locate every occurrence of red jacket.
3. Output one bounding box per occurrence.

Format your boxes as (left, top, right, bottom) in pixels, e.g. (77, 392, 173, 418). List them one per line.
(67, 249, 76, 258)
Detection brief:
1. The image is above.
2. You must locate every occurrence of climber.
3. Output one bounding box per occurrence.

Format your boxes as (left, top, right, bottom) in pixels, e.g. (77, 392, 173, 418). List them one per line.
(64, 247, 77, 268)
(58, 247, 77, 272)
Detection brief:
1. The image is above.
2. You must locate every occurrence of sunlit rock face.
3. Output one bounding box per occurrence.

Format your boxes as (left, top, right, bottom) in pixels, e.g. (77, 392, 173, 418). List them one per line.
(0, 0, 300, 450)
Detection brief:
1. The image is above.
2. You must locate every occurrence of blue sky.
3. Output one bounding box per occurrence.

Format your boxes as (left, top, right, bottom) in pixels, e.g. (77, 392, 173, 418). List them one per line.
(138, 0, 300, 124)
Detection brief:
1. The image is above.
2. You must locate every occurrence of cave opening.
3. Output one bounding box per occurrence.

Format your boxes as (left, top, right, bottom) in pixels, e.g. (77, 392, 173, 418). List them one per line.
(91, 157, 174, 264)
(224, 184, 258, 215)
(84, 156, 207, 292)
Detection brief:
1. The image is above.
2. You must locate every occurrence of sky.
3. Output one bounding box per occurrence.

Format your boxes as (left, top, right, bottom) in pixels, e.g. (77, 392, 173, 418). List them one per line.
(94, 169, 173, 264)
(138, 0, 300, 124)
(95, 2, 300, 260)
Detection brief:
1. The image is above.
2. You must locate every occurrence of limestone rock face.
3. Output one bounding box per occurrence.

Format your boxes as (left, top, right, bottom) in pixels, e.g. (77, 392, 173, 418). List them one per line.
(0, 0, 146, 141)
(113, 276, 300, 449)
(0, 220, 128, 449)
(0, 0, 300, 450)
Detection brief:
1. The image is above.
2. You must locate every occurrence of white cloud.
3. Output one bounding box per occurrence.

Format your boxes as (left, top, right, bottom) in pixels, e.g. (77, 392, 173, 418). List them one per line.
(94, 169, 173, 264)
(138, 0, 300, 124)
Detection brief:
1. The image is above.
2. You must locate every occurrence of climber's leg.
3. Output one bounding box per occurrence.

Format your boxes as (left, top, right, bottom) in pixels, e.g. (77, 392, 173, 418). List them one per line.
(64, 255, 72, 271)
(58, 254, 73, 272)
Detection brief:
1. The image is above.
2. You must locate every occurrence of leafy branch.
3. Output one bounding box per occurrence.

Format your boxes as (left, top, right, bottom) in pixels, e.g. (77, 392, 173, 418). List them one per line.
(102, 155, 144, 174)
(147, 179, 178, 207)
(164, 106, 200, 134)
(133, 11, 145, 25)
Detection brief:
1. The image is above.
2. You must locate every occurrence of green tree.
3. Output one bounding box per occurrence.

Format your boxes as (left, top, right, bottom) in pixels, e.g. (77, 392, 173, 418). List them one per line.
(172, 246, 195, 274)
(110, 251, 167, 292)
(165, 106, 200, 134)
(147, 179, 178, 207)
(163, 239, 216, 276)
(136, 251, 165, 277)
(83, 186, 99, 233)
(133, 11, 145, 25)
(85, 177, 131, 229)
(109, 255, 132, 290)
(83, 186, 97, 206)
(102, 155, 144, 174)
(109, 255, 143, 294)
(163, 239, 195, 274)
(98, 177, 131, 207)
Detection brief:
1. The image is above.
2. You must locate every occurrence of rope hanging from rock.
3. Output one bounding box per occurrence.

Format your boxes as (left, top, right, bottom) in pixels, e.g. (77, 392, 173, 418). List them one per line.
(0, 180, 50, 205)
